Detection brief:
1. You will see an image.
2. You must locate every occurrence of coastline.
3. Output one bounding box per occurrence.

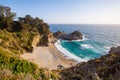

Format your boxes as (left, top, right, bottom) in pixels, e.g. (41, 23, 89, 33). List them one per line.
(20, 43, 77, 70)
(55, 40, 88, 62)
(55, 34, 90, 62)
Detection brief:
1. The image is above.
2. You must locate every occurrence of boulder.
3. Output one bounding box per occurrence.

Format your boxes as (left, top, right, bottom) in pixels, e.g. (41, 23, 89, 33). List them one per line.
(57, 65, 64, 69)
(109, 46, 120, 53)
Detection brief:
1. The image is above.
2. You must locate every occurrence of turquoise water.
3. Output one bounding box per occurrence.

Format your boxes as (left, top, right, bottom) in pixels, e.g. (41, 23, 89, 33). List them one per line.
(50, 24, 120, 61)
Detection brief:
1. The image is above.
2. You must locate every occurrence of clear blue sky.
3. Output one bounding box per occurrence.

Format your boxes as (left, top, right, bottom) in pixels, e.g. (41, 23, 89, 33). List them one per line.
(0, 0, 120, 24)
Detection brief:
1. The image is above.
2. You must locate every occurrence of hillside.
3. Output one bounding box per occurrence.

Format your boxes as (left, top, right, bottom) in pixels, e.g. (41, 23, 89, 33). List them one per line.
(0, 4, 58, 80)
(60, 46, 120, 80)
(0, 4, 120, 80)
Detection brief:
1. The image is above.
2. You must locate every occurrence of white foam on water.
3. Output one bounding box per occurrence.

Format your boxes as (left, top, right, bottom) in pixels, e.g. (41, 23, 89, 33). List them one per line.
(103, 46, 111, 51)
(72, 35, 88, 42)
(81, 44, 94, 49)
(103, 46, 111, 53)
(55, 40, 89, 62)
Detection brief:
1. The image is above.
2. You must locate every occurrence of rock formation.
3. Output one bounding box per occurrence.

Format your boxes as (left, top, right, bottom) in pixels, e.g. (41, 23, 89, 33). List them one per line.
(60, 46, 120, 80)
(32, 34, 41, 48)
(109, 46, 120, 53)
(53, 31, 66, 38)
(54, 31, 83, 40)
(48, 32, 57, 43)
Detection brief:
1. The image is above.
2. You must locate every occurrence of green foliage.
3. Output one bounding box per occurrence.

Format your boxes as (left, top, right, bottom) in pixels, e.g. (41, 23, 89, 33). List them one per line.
(0, 46, 59, 79)
(0, 4, 50, 48)
(60, 51, 120, 80)
(0, 4, 16, 30)
(0, 47, 42, 79)
(0, 47, 37, 74)
(0, 4, 59, 80)
(0, 29, 36, 54)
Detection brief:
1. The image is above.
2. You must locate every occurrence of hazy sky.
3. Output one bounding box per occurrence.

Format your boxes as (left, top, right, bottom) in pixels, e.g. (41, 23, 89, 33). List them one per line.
(0, 0, 120, 24)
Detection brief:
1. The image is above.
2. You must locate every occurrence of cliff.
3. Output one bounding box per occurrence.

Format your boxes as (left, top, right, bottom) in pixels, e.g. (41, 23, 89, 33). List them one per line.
(54, 31, 83, 40)
(32, 34, 41, 48)
(109, 46, 120, 54)
(1, 4, 120, 80)
(60, 46, 120, 80)
(54, 31, 66, 38)
(0, 4, 58, 80)
(48, 32, 57, 43)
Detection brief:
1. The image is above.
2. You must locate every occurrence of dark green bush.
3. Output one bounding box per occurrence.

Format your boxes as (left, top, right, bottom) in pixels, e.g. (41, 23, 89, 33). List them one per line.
(0, 47, 37, 75)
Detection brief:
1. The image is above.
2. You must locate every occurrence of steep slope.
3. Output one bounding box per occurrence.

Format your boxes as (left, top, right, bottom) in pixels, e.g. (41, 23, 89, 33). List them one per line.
(60, 46, 120, 80)
(0, 4, 58, 80)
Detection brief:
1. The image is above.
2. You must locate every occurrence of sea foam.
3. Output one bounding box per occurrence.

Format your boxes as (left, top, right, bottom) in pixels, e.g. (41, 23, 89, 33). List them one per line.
(55, 40, 89, 62)
(81, 44, 94, 49)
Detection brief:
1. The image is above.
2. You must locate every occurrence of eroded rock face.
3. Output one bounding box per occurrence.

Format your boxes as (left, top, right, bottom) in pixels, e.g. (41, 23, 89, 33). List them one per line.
(68, 31, 83, 40)
(57, 31, 83, 40)
(109, 46, 120, 53)
(48, 32, 57, 43)
(32, 34, 40, 48)
(0, 39, 2, 43)
(60, 46, 120, 80)
(53, 31, 66, 38)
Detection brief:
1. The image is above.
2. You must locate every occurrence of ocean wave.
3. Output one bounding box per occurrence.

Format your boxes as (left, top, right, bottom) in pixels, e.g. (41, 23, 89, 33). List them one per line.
(55, 40, 89, 62)
(103, 46, 111, 50)
(81, 44, 94, 49)
(103, 46, 111, 53)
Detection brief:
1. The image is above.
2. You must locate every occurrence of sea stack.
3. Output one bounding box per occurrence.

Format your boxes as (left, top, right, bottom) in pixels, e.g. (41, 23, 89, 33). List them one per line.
(54, 31, 83, 40)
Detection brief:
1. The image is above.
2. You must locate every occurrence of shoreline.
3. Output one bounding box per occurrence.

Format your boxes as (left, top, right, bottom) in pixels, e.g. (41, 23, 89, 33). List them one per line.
(55, 35, 89, 62)
(55, 40, 88, 62)
(20, 43, 77, 70)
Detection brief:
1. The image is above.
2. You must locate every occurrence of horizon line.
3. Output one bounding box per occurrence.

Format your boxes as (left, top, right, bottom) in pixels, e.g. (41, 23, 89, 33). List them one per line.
(48, 23, 120, 25)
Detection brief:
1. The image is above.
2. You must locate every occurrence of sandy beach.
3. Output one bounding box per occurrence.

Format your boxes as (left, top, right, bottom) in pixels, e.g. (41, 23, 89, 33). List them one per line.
(21, 44, 77, 70)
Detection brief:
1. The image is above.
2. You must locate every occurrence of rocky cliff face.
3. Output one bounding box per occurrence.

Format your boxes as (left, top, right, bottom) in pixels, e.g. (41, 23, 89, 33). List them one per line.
(109, 46, 120, 54)
(0, 39, 2, 43)
(60, 31, 83, 40)
(54, 31, 83, 40)
(60, 46, 120, 80)
(53, 31, 66, 38)
(32, 34, 41, 48)
(48, 32, 56, 43)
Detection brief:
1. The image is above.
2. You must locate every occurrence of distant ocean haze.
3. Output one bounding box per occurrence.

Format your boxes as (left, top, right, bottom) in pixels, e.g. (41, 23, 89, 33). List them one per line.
(50, 24, 120, 62)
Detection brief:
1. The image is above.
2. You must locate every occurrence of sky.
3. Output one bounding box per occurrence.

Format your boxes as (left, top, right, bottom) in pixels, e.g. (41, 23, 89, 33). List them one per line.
(0, 0, 120, 24)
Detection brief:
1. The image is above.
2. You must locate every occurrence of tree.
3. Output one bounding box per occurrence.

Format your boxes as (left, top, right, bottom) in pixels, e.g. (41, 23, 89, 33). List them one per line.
(0, 4, 16, 29)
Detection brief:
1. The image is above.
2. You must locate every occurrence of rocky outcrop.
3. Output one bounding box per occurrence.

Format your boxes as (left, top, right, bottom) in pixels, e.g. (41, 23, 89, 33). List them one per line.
(32, 35, 40, 48)
(48, 32, 56, 43)
(0, 39, 2, 43)
(54, 31, 83, 40)
(60, 31, 83, 40)
(53, 31, 66, 38)
(109, 46, 120, 54)
(60, 46, 120, 80)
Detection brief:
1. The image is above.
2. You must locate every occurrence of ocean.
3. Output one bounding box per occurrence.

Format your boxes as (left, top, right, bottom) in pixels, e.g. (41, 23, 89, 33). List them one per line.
(49, 24, 120, 62)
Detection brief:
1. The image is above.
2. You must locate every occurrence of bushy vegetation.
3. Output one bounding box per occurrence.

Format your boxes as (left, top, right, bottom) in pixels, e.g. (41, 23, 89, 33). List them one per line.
(0, 4, 58, 80)
(0, 48, 33, 72)
(1, 4, 120, 80)
(0, 48, 58, 79)
(0, 29, 37, 54)
(60, 51, 120, 80)
(0, 47, 39, 79)
(0, 4, 50, 54)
